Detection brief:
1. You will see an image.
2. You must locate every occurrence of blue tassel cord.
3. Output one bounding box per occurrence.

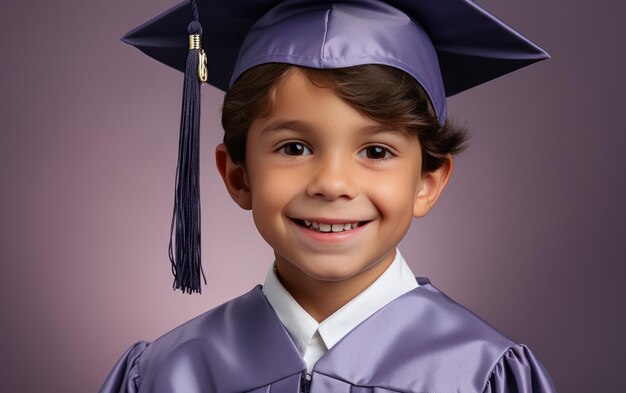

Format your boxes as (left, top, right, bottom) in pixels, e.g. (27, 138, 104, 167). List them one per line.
(168, 10, 207, 294)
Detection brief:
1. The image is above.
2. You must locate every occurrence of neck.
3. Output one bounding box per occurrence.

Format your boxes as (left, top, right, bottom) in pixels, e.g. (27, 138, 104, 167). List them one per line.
(274, 251, 396, 323)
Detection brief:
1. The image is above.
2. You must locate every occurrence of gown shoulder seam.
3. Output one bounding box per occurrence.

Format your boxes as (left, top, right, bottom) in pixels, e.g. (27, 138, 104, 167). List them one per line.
(481, 343, 527, 390)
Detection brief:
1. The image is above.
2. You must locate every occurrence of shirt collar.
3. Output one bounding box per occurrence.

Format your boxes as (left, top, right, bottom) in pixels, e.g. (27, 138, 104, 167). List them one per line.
(262, 263, 319, 355)
(262, 248, 418, 353)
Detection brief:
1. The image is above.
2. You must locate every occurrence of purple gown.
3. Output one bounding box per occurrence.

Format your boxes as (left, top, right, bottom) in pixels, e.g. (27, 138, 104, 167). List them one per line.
(99, 277, 556, 393)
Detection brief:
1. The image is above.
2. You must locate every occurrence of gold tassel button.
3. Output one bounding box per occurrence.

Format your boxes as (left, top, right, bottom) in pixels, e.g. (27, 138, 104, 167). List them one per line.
(189, 34, 202, 50)
(189, 34, 208, 84)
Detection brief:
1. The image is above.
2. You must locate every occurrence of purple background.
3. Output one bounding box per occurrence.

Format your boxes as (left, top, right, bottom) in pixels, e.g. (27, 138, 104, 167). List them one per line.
(0, 0, 624, 391)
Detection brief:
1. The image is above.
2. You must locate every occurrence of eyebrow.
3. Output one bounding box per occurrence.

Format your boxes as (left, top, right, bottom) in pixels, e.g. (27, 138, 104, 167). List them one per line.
(260, 120, 311, 136)
(260, 119, 413, 138)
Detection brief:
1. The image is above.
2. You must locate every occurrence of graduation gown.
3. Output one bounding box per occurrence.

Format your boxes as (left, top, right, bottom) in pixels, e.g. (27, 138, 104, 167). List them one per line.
(99, 277, 556, 393)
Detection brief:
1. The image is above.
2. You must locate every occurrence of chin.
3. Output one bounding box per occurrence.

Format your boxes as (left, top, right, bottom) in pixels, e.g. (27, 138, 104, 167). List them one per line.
(298, 258, 369, 283)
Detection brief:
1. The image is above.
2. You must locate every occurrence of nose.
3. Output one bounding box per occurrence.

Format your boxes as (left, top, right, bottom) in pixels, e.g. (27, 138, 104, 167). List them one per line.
(306, 153, 358, 201)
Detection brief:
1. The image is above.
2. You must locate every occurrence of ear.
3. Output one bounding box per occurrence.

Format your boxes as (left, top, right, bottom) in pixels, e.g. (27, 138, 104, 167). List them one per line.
(215, 143, 252, 210)
(413, 155, 454, 218)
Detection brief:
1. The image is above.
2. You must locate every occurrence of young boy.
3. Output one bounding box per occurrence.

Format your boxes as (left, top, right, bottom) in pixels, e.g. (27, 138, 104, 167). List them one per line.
(101, 1, 556, 392)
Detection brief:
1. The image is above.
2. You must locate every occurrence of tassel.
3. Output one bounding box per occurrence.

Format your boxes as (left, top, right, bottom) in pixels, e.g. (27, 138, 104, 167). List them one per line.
(168, 16, 208, 294)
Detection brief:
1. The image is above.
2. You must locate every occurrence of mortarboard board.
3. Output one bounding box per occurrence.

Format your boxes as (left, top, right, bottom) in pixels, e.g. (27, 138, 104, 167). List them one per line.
(122, 0, 549, 294)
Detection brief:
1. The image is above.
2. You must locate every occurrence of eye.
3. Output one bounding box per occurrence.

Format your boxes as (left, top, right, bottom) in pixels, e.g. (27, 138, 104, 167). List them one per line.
(359, 145, 394, 160)
(278, 142, 312, 156)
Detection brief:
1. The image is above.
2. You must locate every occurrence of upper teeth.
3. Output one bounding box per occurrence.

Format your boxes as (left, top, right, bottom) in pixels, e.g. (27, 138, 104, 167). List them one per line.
(303, 220, 359, 232)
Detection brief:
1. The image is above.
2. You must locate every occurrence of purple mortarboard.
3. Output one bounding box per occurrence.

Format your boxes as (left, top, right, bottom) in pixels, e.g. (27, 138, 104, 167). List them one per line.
(122, 0, 549, 294)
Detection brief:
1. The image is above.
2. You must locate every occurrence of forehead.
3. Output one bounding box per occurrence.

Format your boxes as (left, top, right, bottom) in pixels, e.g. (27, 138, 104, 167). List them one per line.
(271, 68, 345, 112)
(257, 67, 416, 140)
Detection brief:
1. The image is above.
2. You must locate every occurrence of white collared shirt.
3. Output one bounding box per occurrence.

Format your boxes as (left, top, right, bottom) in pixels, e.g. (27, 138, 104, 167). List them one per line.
(262, 248, 418, 373)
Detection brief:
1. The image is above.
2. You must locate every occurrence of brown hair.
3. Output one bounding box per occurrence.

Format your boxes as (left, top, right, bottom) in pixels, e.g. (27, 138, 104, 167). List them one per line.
(221, 63, 469, 173)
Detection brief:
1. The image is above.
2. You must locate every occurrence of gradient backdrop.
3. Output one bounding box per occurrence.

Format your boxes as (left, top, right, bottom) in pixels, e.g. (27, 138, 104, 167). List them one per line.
(1, 0, 624, 391)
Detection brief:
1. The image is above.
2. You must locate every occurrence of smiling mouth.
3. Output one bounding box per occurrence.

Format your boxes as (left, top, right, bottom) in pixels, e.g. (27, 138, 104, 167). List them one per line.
(290, 218, 370, 233)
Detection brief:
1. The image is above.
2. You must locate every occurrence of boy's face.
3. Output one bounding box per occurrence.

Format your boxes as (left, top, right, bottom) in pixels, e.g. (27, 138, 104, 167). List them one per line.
(217, 68, 452, 291)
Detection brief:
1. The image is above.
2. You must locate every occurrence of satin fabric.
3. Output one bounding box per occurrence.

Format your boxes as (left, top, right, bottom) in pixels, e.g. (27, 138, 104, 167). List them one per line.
(121, 0, 549, 110)
(231, 0, 447, 124)
(99, 278, 556, 393)
(262, 248, 418, 373)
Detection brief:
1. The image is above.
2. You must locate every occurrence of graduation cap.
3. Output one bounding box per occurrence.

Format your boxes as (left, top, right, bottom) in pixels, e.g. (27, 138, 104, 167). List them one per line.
(122, 0, 549, 294)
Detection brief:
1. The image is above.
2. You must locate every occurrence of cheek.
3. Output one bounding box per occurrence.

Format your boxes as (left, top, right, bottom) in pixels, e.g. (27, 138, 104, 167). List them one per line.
(248, 171, 285, 246)
(368, 169, 419, 217)
(248, 166, 301, 218)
